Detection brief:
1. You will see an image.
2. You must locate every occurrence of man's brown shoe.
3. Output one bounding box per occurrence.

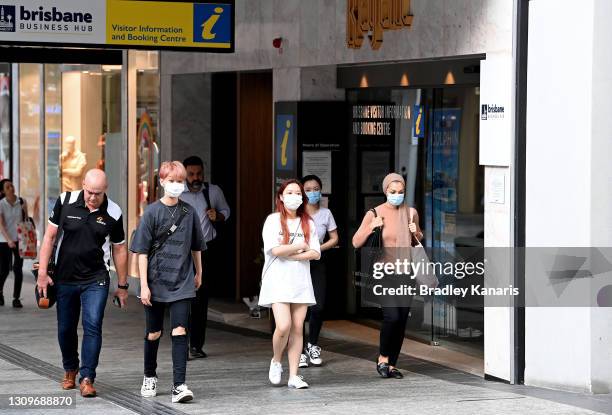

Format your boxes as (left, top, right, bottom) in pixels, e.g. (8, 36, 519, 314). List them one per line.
(79, 378, 96, 397)
(61, 370, 78, 390)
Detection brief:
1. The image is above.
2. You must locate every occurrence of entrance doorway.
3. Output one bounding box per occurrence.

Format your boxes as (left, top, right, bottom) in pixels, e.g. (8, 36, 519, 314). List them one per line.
(209, 71, 273, 301)
(348, 85, 484, 360)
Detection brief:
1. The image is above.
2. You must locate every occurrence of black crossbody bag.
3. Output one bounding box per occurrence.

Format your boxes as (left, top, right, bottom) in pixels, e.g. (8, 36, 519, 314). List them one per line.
(148, 201, 189, 258)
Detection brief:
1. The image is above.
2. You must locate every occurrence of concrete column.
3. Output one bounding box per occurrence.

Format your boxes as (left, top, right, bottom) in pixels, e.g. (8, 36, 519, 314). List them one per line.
(525, 0, 612, 393)
(273, 67, 301, 102)
(169, 73, 212, 178)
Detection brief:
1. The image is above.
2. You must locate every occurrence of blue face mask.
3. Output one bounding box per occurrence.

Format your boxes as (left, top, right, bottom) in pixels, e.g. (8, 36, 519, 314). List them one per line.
(387, 193, 405, 206)
(306, 191, 321, 204)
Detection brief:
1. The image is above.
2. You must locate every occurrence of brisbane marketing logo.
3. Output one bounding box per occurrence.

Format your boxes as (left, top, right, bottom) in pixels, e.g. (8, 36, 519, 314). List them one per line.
(193, 3, 231, 45)
(0, 5, 15, 32)
(481, 104, 488, 120)
(481, 104, 505, 121)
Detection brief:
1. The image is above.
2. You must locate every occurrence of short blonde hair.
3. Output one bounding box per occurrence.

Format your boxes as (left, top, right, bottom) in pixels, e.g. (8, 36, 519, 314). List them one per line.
(159, 161, 187, 181)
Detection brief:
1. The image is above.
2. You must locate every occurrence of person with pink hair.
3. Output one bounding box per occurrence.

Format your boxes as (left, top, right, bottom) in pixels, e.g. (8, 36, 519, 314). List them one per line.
(130, 161, 205, 403)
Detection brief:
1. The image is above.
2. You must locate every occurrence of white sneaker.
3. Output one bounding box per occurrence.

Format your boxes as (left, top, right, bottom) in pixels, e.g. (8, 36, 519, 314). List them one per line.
(288, 375, 309, 389)
(140, 376, 157, 397)
(307, 343, 323, 366)
(299, 353, 309, 368)
(268, 359, 283, 385)
(171, 384, 193, 403)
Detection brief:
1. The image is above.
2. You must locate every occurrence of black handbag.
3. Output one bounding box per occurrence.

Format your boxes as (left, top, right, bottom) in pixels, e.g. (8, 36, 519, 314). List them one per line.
(357, 208, 384, 306)
(364, 208, 383, 249)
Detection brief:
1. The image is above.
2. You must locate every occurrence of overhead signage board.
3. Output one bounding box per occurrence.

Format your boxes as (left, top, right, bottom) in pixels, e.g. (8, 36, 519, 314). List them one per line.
(0, 0, 234, 52)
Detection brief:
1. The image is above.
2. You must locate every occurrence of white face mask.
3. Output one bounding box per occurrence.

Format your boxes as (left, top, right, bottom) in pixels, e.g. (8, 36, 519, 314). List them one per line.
(163, 182, 185, 198)
(283, 194, 303, 211)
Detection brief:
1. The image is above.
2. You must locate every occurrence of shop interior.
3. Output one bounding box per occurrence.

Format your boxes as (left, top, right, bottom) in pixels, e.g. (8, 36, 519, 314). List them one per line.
(0, 49, 160, 267)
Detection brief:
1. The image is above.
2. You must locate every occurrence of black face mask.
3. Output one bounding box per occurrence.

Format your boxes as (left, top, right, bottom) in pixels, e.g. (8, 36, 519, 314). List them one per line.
(188, 179, 203, 190)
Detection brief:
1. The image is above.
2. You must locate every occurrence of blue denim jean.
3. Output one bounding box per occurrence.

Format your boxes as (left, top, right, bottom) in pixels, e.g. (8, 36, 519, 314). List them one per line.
(56, 278, 109, 382)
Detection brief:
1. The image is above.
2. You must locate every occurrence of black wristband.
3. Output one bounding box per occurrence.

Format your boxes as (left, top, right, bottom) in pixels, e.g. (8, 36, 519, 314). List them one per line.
(118, 283, 129, 290)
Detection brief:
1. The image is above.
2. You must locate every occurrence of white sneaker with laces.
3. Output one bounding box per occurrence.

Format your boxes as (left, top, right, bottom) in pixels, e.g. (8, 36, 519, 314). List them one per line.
(268, 359, 283, 385)
(140, 376, 157, 397)
(307, 343, 323, 366)
(299, 353, 309, 368)
(288, 375, 309, 389)
(172, 384, 194, 403)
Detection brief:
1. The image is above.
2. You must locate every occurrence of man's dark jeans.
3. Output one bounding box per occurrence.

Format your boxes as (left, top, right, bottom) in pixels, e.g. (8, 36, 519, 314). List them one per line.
(56, 278, 109, 382)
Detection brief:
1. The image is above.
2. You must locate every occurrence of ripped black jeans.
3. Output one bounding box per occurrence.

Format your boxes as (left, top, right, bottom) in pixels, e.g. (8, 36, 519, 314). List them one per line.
(144, 299, 191, 386)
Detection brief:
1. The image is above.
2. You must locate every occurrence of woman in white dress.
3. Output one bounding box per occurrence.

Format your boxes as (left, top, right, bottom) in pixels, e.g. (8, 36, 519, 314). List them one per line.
(259, 179, 321, 389)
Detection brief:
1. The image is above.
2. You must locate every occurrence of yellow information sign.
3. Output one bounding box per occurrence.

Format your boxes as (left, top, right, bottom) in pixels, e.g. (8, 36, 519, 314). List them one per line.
(106, 0, 233, 50)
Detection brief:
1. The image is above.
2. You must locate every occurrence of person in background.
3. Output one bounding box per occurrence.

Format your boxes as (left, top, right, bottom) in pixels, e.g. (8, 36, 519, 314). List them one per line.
(0, 179, 26, 308)
(180, 156, 230, 359)
(131, 161, 204, 403)
(299, 175, 338, 368)
(258, 179, 320, 389)
(352, 173, 423, 379)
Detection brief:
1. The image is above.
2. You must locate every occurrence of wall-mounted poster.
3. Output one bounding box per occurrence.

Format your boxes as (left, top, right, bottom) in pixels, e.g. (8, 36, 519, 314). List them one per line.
(302, 151, 332, 193)
(361, 151, 390, 194)
(428, 108, 461, 254)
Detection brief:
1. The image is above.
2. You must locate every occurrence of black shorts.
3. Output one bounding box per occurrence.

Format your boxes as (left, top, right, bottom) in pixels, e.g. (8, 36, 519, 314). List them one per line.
(144, 299, 191, 335)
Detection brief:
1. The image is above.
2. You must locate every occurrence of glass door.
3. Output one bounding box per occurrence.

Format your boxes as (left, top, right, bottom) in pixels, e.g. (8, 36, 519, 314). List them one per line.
(347, 84, 484, 360)
(426, 87, 484, 357)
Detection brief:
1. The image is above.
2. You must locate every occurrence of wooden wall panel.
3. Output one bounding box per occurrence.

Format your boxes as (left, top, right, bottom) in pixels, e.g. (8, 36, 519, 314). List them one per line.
(236, 72, 273, 299)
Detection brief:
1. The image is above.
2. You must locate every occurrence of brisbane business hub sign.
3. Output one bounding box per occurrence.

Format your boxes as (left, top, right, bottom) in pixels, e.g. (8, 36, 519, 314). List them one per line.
(0, 0, 234, 51)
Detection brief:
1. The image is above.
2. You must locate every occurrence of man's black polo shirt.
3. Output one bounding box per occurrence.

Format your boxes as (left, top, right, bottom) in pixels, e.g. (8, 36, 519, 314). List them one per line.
(49, 191, 125, 284)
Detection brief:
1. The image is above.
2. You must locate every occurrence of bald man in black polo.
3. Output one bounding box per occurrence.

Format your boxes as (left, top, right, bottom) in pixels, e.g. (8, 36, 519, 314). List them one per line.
(37, 169, 128, 398)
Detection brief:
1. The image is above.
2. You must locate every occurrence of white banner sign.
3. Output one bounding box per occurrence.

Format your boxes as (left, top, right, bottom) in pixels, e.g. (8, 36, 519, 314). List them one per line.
(0, 1, 106, 44)
(479, 54, 512, 166)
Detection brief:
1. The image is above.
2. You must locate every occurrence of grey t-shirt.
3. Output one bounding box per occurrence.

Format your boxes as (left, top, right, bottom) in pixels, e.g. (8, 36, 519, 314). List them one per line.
(130, 200, 205, 302)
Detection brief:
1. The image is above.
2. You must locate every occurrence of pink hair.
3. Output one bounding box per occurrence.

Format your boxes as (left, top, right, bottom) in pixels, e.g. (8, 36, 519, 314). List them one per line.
(159, 161, 187, 181)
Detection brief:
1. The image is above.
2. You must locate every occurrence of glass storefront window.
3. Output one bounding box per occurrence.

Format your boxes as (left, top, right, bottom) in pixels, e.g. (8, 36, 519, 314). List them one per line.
(348, 85, 484, 359)
(136, 69, 160, 217)
(126, 50, 160, 278)
(19, 63, 42, 229)
(0, 63, 10, 179)
(53, 65, 122, 220)
(15, 63, 124, 242)
(126, 51, 160, 227)
(44, 64, 61, 219)
(101, 65, 123, 207)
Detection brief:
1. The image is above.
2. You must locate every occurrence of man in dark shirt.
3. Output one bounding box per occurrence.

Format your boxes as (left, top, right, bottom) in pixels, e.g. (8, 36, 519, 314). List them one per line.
(37, 169, 128, 398)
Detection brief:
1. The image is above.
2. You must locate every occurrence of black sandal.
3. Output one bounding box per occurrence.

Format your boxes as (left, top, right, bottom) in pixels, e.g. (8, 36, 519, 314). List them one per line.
(376, 362, 390, 378)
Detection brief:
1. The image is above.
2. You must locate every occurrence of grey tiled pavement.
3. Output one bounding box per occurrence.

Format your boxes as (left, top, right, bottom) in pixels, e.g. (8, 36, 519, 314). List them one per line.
(1, 276, 611, 414)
